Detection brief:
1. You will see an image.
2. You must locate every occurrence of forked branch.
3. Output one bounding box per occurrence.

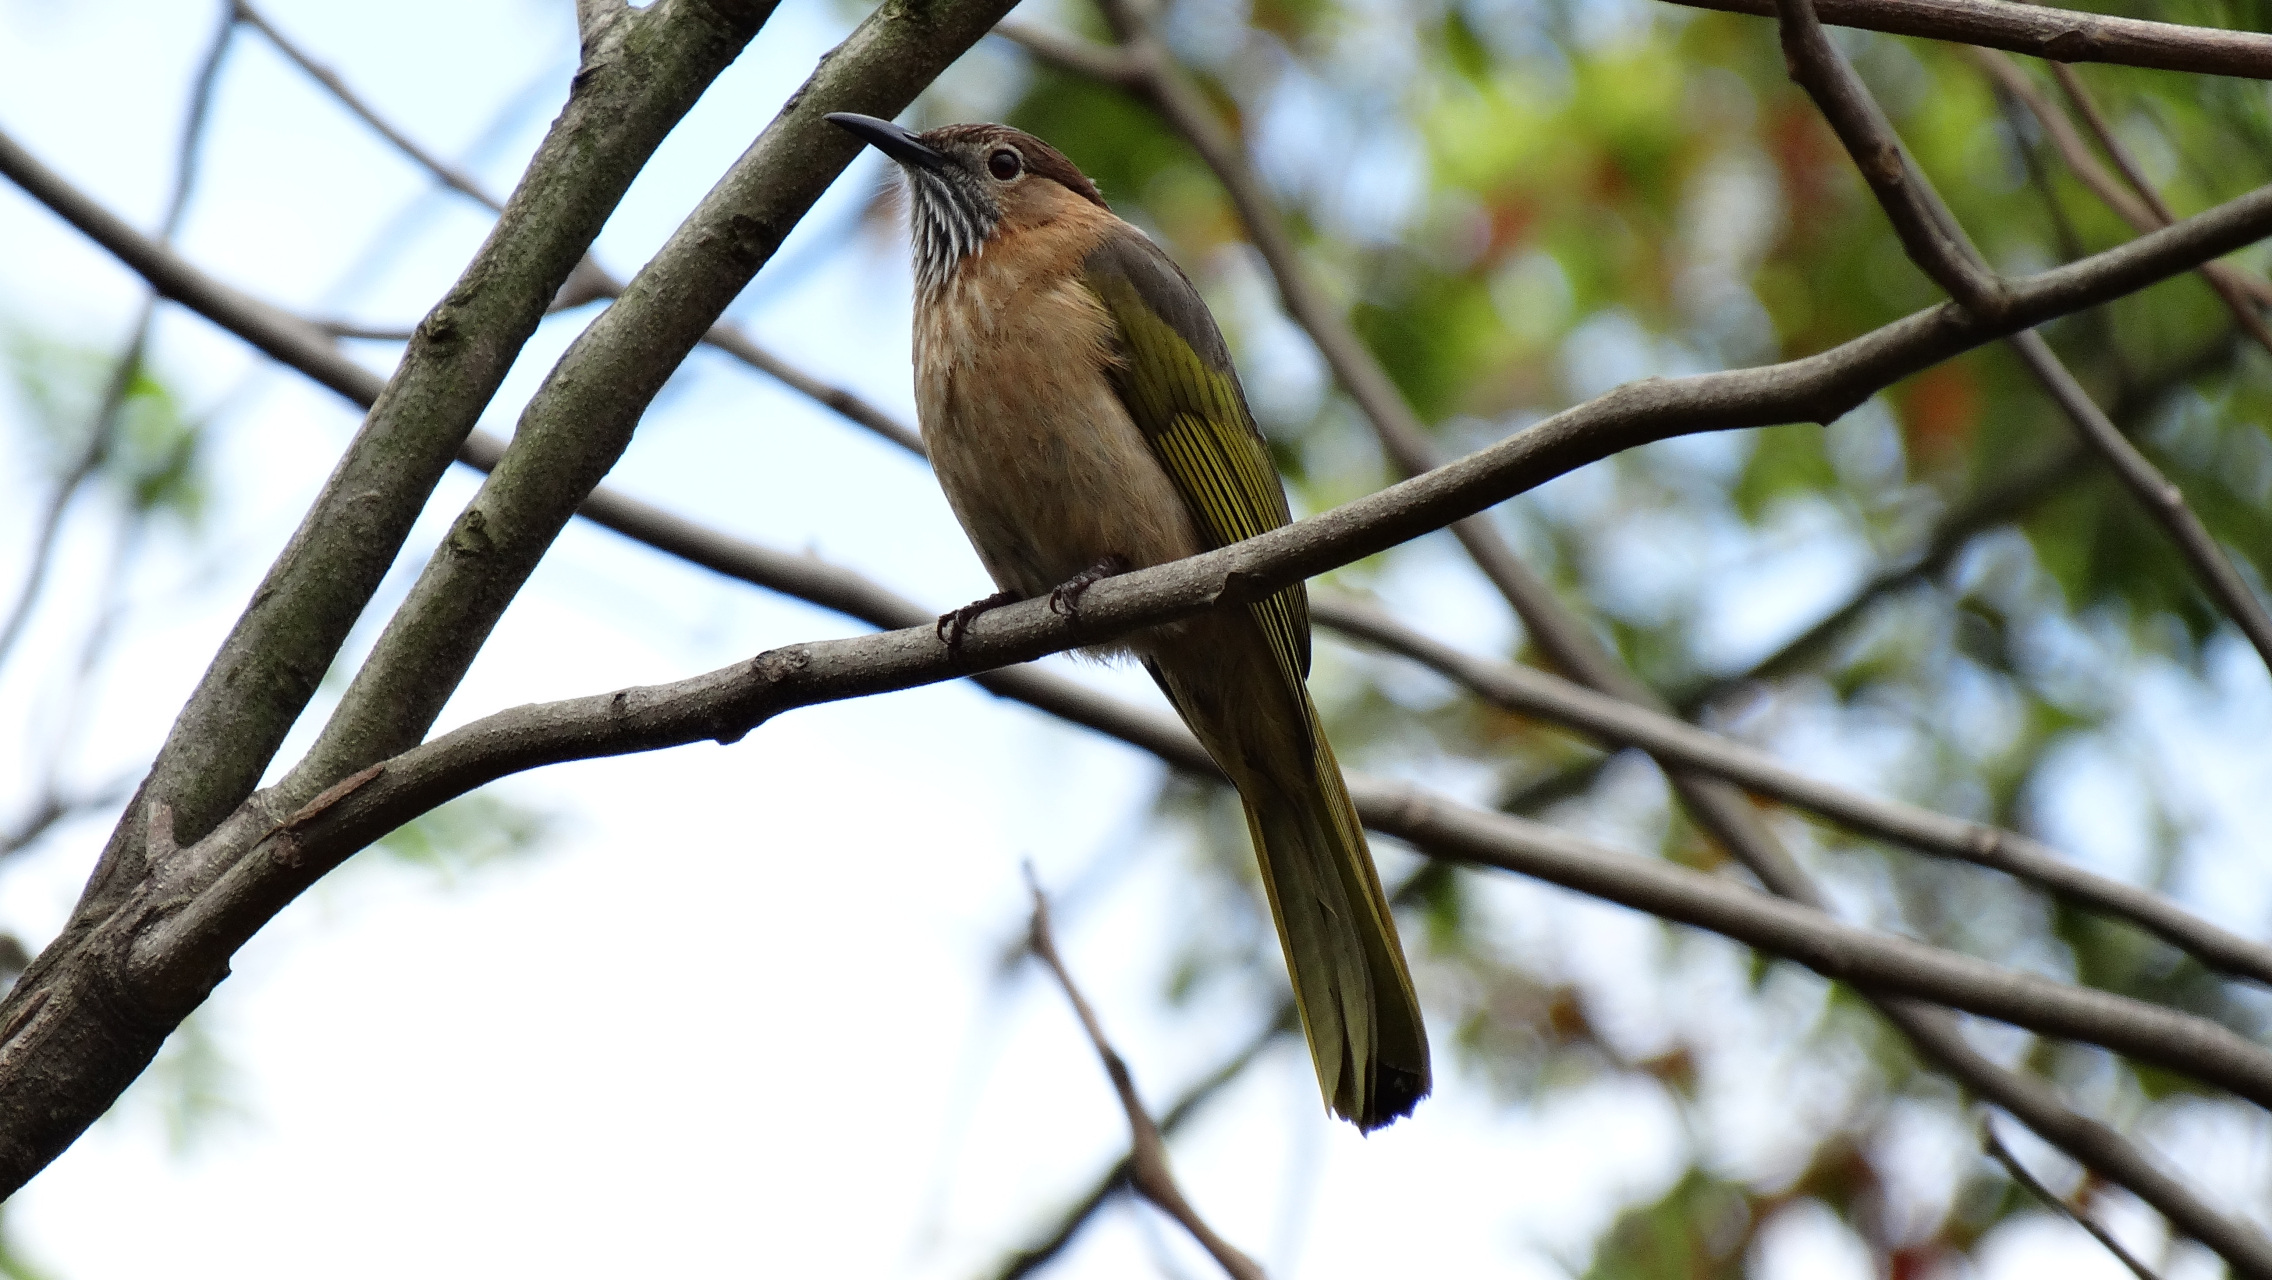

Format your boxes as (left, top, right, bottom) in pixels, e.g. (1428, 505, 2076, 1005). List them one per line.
(1027, 875, 1266, 1280)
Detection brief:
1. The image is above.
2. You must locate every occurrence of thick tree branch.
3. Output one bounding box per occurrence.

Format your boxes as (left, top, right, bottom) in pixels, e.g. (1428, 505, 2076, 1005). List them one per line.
(245, 4, 926, 458)
(0, 0, 791, 1191)
(0, 0, 778, 932)
(282, 0, 1018, 801)
(1027, 879, 1265, 1280)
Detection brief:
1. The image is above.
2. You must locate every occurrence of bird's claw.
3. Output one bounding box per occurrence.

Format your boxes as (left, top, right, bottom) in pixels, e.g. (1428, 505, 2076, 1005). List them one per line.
(936, 589, 1020, 654)
(1048, 555, 1132, 620)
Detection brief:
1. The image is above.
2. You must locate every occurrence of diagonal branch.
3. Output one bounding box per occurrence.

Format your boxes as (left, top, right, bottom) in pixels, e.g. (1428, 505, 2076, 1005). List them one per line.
(244, 0, 924, 457)
(1972, 49, 2272, 350)
(1985, 1119, 2167, 1280)
(275, 0, 1014, 803)
(1775, 0, 2007, 312)
(986, 1011, 1289, 1280)
(1026, 876, 1266, 1280)
(101, 585, 2272, 1118)
(1776, 0, 2272, 675)
(2006, 330, 2272, 669)
(1311, 594, 2272, 986)
(1031, 13, 2272, 1276)
(1658, 0, 2272, 80)
(0, 0, 790, 1191)
(0, 0, 782, 945)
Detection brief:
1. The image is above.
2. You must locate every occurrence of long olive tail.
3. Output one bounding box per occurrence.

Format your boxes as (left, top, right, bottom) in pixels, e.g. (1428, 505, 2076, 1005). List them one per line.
(1147, 652, 1431, 1130)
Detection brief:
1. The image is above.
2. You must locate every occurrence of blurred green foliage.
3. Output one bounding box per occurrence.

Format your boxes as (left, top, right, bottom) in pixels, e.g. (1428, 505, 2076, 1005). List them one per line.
(3, 328, 207, 523)
(371, 792, 552, 886)
(984, 0, 2272, 1269)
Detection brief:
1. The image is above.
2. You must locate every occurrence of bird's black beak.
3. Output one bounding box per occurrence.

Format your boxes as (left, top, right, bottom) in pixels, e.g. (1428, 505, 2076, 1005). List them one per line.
(826, 113, 952, 174)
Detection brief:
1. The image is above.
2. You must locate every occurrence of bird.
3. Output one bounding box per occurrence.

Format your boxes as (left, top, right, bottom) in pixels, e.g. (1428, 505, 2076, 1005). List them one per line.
(827, 112, 1430, 1130)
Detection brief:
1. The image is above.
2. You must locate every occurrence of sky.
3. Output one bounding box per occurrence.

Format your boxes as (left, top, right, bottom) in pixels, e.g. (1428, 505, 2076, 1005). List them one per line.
(0, 0, 2255, 1277)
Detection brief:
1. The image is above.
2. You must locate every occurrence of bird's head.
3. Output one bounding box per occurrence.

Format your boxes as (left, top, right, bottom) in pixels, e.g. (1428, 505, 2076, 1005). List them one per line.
(827, 114, 1106, 294)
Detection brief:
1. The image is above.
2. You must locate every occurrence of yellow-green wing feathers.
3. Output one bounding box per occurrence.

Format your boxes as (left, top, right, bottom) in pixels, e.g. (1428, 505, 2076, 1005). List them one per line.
(1081, 234, 1311, 690)
(1082, 228, 1431, 1129)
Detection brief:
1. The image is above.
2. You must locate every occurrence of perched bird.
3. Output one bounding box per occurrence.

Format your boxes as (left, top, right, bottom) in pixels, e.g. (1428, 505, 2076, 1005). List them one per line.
(828, 113, 1430, 1130)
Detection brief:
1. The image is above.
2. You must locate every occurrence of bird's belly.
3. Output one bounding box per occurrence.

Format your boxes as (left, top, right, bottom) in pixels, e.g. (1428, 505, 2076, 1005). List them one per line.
(922, 356, 1202, 604)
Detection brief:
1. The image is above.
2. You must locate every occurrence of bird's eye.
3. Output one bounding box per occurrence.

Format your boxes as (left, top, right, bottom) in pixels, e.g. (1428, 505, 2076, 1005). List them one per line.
(987, 149, 1022, 181)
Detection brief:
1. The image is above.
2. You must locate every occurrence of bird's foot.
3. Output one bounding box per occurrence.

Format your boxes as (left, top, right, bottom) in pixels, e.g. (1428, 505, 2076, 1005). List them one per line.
(936, 589, 1021, 654)
(1047, 555, 1132, 620)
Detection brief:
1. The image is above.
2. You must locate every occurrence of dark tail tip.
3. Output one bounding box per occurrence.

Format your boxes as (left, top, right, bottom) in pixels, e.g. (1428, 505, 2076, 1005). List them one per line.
(1353, 1064, 1431, 1133)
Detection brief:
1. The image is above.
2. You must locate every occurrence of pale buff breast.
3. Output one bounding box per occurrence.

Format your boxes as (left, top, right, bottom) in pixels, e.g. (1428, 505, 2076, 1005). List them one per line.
(913, 225, 1204, 605)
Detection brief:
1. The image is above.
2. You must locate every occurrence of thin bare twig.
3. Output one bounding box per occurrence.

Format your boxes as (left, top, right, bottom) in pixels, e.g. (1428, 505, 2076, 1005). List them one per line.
(2047, 58, 2272, 342)
(235, 0, 495, 209)
(1025, 873, 1266, 1280)
(1985, 1118, 2167, 1280)
(986, 1010, 1287, 1280)
(1972, 49, 2272, 348)
(0, 8, 232, 869)
(0, 322, 143, 669)
(243, 1, 924, 456)
(0, 7, 230, 667)
(2052, 64, 2175, 228)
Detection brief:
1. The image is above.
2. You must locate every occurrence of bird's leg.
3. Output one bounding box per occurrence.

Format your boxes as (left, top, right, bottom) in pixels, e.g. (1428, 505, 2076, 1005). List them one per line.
(1047, 554, 1132, 620)
(936, 588, 1022, 653)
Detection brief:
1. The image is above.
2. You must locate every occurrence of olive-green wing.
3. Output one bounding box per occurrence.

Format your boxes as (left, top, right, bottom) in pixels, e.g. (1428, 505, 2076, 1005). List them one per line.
(1081, 229, 1312, 682)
